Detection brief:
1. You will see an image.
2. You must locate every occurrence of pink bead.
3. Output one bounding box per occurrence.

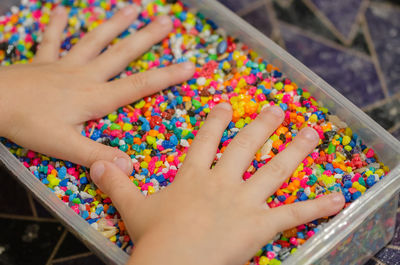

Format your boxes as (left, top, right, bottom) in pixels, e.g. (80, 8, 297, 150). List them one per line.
(266, 251, 275, 259)
(289, 237, 298, 246)
(243, 172, 251, 181)
(366, 149, 375, 158)
(257, 94, 266, 101)
(71, 205, 80, 214)
(307, 231, 315, 238)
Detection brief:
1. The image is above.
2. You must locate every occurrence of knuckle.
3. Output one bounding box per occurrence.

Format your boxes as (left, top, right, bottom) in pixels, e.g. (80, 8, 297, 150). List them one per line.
(87, 146, 103, 166)
(233, 133, 251, 150)
(267, 160, 287, 177)
(288, 205, 302, 221)
(195, 129, 213, 143)
(129, 73, 148, 90)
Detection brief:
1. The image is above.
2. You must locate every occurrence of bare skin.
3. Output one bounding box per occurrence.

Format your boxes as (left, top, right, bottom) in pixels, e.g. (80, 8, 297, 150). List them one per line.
(0, 5, 195, 175)
(91, 104, 345, 265)
(0, 5, 345, 265)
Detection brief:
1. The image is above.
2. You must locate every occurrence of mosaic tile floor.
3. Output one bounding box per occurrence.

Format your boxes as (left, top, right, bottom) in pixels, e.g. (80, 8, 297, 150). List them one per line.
(0, 0, 399, 264)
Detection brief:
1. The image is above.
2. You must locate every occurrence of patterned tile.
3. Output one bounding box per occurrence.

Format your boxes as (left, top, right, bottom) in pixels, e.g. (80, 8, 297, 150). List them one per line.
(0, 218, 63, 265)
(365, 4, 400, 96)
(0, 164, 33, 216)
(33, 198, 55, 219)
(273, 0, 339, 42)
(389, 212, 400, 247)
(307, 0, 364, 39)
(54, 232, 89, 259)
(241, 4, 273, 37)
(366, 97, 400, 130)
(375, 247, 400, 265)
(392, 126, 400, 140)
(351, 28, 370, 55)
(52, 254, 105, 265)
(364, 259, 378, 265)
(280, 23, 385, 107)
(217, 0, 259, 12)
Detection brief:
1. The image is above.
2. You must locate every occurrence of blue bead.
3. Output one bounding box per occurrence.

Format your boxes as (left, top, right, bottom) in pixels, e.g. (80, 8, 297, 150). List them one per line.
(325, 163, 334, 172)
(59, 179, 69, 187)
(277, 195, 286, 202)
(81, 211, 89, 219)
(344, 181, 353, 188)
(366, 176, 375, 187)
(352, 191, 362, 201)
(80, 177, 88, 185)
(279, 103, 288, 111)
(217, 40, 227, 55)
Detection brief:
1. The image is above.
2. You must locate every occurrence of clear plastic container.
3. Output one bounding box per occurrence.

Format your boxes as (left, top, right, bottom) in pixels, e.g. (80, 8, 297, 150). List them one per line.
(1, 0, 400, 264)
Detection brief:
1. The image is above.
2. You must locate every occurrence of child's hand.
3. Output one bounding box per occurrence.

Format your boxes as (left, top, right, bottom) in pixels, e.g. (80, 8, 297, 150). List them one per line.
(0, 5, 195, 175)
(90, 103, 345, 265)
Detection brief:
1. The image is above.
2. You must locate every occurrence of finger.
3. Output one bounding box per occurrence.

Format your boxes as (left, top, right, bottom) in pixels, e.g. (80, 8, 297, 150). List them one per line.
(88, 62, 195, 118)
(35, 6, 68, 63)
(89, 15, 173, 80)
(246, 127, 319, 201)
(213, 106, 284, 180)
(266, 193, 345, 233)
(90, 160, 144, 217)
(62, 5, 138, 65)
(183, 103, 232, 169)
(67, 132, 133, 175)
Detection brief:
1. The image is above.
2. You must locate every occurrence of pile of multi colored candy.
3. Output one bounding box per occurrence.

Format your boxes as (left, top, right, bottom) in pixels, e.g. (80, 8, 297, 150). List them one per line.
(0, 0, 389, 263)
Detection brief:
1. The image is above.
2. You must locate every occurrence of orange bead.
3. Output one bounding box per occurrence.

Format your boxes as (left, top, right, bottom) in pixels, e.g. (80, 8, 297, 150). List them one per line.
(272, 139, 283, 149)
(167, 155, 175, 163)
(285, 196, 296, 204)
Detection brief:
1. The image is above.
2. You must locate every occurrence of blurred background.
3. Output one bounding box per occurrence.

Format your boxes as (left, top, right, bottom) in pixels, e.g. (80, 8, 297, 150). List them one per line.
(0, 0, 399, 264)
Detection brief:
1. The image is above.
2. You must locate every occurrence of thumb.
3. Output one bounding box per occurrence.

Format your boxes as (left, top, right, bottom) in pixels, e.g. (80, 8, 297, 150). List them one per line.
(8, 124, 133, 175)
(90, 160, 144, 217)
(69, 132, 134, 175)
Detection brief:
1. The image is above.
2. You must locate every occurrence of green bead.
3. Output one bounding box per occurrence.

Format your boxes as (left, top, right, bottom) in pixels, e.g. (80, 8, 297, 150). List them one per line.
(119, 144, 129, 152)
(190, 117, 196, 125)
(125, 137, 134, 145)
(108, 113, 118, 122)
(184, 132, 195, 139)
(72, 198, 81, 204)
(111, 138, 120, 147)
(176, 96, 183, 104)
(258, 63, 266, 71)
(65, 190, 72, 196)
(359, 177, 366, 187)
(146, 136, 156, 145)
(209, 54, 218, 61)
(192, 99, 201, 109)
(110, 123, 121, 130)
(327, 143, 336, 154)
(274, 82, 283, 90)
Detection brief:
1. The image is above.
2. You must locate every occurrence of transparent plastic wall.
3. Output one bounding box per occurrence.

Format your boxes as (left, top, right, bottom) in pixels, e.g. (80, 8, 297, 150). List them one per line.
(1, 1, 400, 265)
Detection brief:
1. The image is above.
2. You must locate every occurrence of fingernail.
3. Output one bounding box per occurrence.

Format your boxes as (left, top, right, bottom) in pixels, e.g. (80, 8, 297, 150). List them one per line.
(299, 127, 319, 141)
(181, 61, 195, 70)
(122, 5, 135, 16)
(330, 192, 345, 203)
(113, 157, 130, 173)
(53, 5, 65, 14)
(217, 102, 232, 111)
(261, 104, 271, 112)
(91, 162, 105, 183)
(158, 15, 171, 25)
(269, 105, 284, 118)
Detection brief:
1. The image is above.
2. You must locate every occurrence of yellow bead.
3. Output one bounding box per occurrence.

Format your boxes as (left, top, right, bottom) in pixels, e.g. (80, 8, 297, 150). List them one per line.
(342, 135, 351, 145)
(148, 186, 155, 195)
(259, 256, 270, 265)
